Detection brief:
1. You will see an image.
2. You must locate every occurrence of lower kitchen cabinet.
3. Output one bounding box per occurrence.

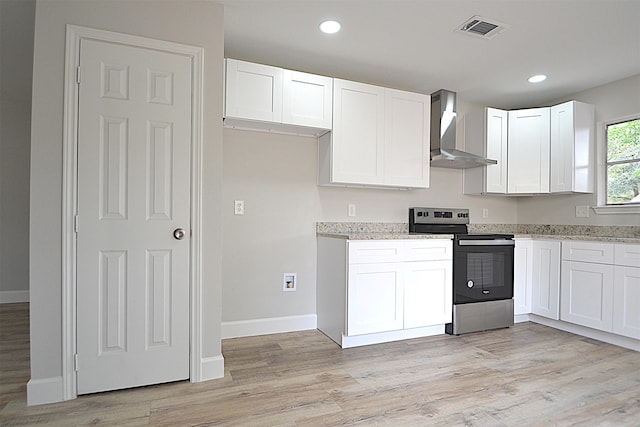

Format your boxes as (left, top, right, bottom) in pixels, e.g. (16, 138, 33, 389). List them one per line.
(404, 260, 452, 329)
(347, 262, 404, 335)
(561, 260, 615, 331)
(317, 237, 452, 347)
(613, 266, 640, 339)
(514, 238, 533, 316)
(559, 241, 640, 339)
(530, 240, 561, 319)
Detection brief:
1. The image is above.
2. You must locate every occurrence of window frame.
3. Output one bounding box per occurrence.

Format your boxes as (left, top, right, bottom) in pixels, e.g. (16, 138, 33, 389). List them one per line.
(594, 113, 640, 215)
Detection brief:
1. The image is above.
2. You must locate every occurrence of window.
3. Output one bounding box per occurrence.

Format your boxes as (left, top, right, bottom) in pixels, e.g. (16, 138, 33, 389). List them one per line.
(605, 117, 640, 205)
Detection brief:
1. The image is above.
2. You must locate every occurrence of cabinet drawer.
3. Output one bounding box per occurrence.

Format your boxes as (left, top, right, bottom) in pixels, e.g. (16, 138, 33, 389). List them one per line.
(615, 244, 640, 268)
(562, 241, 614, 264)
(405, 240, 452, 262)
(348, 241, 404, 264)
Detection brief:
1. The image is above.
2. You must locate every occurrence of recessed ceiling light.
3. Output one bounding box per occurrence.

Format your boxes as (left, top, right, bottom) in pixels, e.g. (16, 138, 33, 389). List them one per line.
(320, 20, 341, 34)
(528, 74, 547, 83)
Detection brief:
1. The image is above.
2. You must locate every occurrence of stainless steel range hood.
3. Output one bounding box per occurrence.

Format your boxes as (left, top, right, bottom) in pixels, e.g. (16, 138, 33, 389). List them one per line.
(430, 89, 497, 169)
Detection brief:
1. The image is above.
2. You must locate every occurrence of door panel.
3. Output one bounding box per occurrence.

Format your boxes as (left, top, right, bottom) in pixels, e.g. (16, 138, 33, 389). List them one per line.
(77, 38, 191, 394)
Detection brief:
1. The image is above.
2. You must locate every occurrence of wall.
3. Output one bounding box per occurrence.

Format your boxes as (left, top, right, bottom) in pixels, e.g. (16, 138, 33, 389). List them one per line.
(222, 103, 519, 329)
(28, 0, 224, 404)
(517, 74, 640, 225)
(0, 0, 35, 303)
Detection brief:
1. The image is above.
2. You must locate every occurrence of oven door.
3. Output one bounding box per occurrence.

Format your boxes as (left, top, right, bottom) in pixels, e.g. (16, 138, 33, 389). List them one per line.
(453, 237, 514, 304)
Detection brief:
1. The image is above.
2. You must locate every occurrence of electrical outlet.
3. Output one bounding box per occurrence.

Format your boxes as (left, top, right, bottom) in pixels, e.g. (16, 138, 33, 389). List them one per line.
(234, 200, 244, 215)
(283, 273, 297, 292)
(575, 205, 590, 218)
(348, 204, 356, 217)
(482, 208, 489, 218)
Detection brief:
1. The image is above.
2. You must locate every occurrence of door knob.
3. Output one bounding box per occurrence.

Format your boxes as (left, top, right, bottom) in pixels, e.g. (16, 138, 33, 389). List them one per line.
(173, 228, 186, 240)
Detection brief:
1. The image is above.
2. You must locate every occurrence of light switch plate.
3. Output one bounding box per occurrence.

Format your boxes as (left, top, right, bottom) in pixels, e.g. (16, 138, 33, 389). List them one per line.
(575, 205, 590, 218)
(348, 204, 356, 217)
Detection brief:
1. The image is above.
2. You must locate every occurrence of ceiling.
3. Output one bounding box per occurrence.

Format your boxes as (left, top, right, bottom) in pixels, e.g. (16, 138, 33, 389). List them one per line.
(221, 0, 640, 110)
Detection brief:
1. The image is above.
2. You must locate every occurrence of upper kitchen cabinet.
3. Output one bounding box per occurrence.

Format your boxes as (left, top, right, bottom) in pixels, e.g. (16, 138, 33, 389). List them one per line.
(318, 79, 430, 189)
(508, 107, 551, 194)
(464, 100, 595, 196)
(224, 59, 332, 136)
(550, 101, 595, 193)
(463, 107, 508, 195)
(282, 69, 333, 129)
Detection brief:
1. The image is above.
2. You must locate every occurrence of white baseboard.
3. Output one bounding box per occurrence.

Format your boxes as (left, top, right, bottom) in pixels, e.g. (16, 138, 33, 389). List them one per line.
(339, 324, 445, 349)
(528, 314, 640, 352)
(197, 355, 225, 381)
(222, 314, 317, 339)
(514, 313, 531, 323)
(0, 290, 29, 304)
(27, 376, 65, 406)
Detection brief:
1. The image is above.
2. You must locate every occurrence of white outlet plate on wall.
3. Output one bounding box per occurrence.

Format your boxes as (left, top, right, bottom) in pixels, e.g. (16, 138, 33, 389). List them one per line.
(234, 200, 244, 215)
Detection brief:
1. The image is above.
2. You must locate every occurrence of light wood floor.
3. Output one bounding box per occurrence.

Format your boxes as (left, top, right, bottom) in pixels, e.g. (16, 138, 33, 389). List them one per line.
(2, 303, 640, 426)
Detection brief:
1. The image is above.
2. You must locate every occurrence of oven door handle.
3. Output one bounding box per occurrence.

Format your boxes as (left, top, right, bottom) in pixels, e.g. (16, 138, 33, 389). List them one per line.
(458, 239, 515, 246)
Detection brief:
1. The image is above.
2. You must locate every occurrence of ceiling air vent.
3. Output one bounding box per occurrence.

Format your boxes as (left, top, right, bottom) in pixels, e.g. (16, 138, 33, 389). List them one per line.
(457, 16, 510, 39)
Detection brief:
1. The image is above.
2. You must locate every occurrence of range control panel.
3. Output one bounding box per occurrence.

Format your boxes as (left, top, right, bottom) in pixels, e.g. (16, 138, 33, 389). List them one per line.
(410, 207, 469, 225)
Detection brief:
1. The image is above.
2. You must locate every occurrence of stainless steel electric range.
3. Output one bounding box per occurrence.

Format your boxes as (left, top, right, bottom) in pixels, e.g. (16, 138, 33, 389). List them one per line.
(409, 207, 515, 335)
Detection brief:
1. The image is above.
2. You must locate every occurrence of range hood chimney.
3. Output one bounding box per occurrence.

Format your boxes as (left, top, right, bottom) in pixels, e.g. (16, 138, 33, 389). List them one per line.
(430, 89, 497, 169)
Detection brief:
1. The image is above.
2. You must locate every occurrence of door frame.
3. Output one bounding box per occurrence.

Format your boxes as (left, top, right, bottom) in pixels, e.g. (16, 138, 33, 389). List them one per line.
(62, 25, 205, 400)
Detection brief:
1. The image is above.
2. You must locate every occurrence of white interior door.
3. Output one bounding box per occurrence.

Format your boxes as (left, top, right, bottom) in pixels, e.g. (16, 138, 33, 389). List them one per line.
(76, 38, 192, 394)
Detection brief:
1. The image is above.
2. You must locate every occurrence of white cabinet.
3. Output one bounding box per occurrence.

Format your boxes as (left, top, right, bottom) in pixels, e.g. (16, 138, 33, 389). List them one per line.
(531, 240, 561, 319)
(323, 79, 385, 186)
(465, 101, 594, 196)
(559, 241, 638, 335)
(613, 266, 640, 339)
(383, 89, 431, 188)
(282, 69, 333, 129)
(318, 79, 430, 189)
(507, 107, 551, 194)
(514, 238, 533, 315)
(225, 59, 283, 122)
(550, 101, 595, 193)
(613, 243, 640, 339)
(347, 262, 404, 335)
(561, 260, 615, 331)
(224, 59, 332, 136)
(347, 240, 451, 336)
(317, 238, 452, 347)
(404, 260, 452, 329)
(463, 107, 508, 195)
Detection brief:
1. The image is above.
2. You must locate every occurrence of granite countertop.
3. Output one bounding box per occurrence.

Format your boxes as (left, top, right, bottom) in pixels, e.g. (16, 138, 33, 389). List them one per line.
(317, 232, 453, 240)
(514, 234, 640, 244)
(317, 222, 640, 244)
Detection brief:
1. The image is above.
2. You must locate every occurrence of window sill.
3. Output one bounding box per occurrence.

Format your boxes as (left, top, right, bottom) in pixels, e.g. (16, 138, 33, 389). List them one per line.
(593, 205, 640, 215)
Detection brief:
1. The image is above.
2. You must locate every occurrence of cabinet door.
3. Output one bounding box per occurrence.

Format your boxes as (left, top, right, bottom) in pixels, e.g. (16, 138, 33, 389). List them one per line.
(404, 260, 452, 328)
(514, 239, 533, 315)
(332, 79, 385, 185)
(613, 266, 640, 339)
(404, 239, 452, 262)
(225, 59, 283, 122)
(531, 240, 561, 319)
(485, 108, 509, 193)
(282, 70, 332, 129)
(561, 261, 614, 331)
(507, 107, 550, 194)
(550, 101, 575, 193)
(347, 262, 404, 335)
(550, 101, 594, 194)
(383, 88, 430, 188)
(615, 243, 640, 268)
